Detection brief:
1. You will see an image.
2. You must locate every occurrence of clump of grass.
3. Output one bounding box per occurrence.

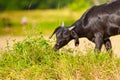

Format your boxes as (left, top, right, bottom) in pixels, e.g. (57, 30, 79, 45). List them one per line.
(0, 35, 120, 80)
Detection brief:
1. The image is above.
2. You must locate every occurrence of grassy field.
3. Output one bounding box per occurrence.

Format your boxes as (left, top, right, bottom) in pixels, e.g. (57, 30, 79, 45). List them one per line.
(0, 9, 120, 79)
(0, 9, 86, 36)
(0, 35, 120, 80)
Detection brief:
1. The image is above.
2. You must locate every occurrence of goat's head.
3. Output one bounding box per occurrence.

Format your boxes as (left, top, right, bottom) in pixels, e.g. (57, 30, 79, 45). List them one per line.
(50, 22, 79, 51)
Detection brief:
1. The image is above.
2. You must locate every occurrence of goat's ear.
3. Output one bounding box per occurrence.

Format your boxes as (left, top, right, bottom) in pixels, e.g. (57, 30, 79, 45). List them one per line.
(71, 30, 79, 46)
(49, 27, 61, 39)
(71, 30, 78, 39)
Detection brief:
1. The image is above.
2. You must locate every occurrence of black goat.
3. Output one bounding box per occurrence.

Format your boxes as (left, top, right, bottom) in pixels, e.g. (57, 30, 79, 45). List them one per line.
(50, 0, 120, 52)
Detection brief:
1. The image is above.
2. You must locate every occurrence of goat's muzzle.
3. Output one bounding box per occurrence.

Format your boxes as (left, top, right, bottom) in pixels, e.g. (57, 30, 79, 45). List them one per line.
(54, 44, 60, 51)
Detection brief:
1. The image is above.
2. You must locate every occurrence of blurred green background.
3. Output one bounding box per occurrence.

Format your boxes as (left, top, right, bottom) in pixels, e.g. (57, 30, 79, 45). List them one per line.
(0, 0, 109, 36)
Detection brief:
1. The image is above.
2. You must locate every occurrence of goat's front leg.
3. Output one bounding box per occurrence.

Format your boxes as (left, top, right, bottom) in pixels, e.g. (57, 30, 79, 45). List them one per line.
(104, 38, 113, 56)
(94, 33, 104, 52)
(104, 38, 112, 51)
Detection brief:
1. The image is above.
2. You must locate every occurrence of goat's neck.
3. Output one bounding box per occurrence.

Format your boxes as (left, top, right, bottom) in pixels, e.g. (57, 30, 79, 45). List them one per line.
(72, 25, 85, 38)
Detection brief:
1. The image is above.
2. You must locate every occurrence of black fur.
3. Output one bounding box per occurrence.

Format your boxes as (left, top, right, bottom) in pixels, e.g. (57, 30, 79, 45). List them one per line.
(50, 0, 120, 51)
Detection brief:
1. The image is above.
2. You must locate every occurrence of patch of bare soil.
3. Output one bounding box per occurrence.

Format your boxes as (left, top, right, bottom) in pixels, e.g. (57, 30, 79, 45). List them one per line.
(0, 36, 25, 52)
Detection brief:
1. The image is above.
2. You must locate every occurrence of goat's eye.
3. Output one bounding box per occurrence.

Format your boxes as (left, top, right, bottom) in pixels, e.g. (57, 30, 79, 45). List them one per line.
(63, 32, 69, 38)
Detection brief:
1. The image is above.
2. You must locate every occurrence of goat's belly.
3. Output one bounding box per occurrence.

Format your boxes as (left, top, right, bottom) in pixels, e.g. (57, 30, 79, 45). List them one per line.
(107, 26, 120, 36)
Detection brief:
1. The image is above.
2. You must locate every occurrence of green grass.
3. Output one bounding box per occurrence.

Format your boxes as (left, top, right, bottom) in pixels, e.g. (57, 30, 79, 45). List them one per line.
(0, 35, 120, 80)
(0, 9, 87, 36)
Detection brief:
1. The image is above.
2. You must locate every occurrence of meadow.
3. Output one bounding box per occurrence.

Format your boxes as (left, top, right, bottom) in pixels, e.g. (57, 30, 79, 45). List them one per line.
(0, 9, 120, 80)
(0, 35, 120, 80)
(0, 9, 86, 36)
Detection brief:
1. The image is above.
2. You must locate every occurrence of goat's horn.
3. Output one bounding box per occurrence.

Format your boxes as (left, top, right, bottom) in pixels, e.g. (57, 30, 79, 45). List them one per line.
(49, 27, 61, 39)
(62, 21, 64, 27)
(69, 26, 75, 30)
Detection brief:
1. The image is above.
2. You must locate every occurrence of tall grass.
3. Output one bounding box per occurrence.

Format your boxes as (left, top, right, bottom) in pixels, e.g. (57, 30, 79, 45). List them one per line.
(0, 35, 120, 80)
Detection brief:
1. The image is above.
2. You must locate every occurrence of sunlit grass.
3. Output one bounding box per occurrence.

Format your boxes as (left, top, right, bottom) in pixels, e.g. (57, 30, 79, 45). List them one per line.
(0, 35, 120, 80)
(0, 9, 87, 36)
